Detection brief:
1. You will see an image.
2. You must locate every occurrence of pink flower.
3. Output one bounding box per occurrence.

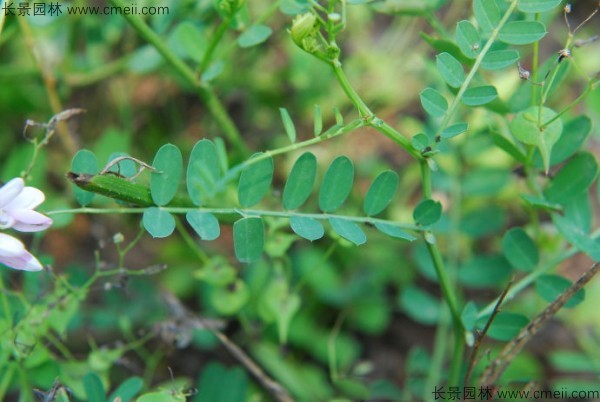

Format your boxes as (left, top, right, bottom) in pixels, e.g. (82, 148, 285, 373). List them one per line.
(0, 233, 43, 271)
(0, 178, 52, 232)
(0, 178, 52, 272)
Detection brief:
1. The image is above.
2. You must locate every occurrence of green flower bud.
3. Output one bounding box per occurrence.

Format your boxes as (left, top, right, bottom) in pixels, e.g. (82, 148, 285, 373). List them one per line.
(291, 13, 318, 49)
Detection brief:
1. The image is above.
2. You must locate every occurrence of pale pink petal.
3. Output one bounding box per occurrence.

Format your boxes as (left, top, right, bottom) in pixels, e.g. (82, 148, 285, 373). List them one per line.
(0, 252, 43, 271)
(0, 211, 15, 229)
(4, 187, 45, 211)
(9, 209, 53, 232)
(0, 178, 24, 208)
(0, 233, 26, 258)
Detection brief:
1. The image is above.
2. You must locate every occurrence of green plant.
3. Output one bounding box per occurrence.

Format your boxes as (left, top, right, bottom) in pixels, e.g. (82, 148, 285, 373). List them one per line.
(1, 0, 600, 400)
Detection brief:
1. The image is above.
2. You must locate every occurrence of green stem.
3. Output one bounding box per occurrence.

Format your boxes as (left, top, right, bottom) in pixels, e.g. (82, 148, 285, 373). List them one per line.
(198, 15, 234, 76)
(175, 216, 209, 263)
(330, 60, 372, 117)
(108, 0, 248, 158)
(420, 159, 432, 199)
(0, 364, 14, 401)
(540, 80, 596, 130)
(49, 207, 420, 231)
(530, 13, 541, 105)
(330, 61, 422, 159)
(437, 0, 518, 135)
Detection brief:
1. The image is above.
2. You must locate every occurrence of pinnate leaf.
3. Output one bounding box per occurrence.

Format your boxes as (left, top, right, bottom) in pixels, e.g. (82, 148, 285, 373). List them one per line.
(420, 87, 448, 117)
(143, 207, 175, 238)
(151, 144, 182, 206)
(363, 170, 399, 216)
(283, 152, 317, 210)
(234, 217, 264, 263)
(238, 154, 274, 207)
(436, 52, 465, 88)
(319, 156, 354, 212)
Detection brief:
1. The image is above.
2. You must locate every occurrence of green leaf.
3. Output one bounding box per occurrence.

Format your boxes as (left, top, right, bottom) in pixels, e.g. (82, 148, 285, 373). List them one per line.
(211, 279, 250, 315)
(283, 152, 317, 210)
(462, 86, 498, 106)
(187, 139, 220, 206)
(420, 32, 474, 66)
(502, 228, 539, 271)
(319, 156, 354, 212)
(399, 286, 440, 326)
(71, 150, 98, 206)
(499, 21, 547, 45)
(419, 87, 448, 117)
(214, 137, 229, 175)
(481, 49, 520, 70)
(436, 52, 465, 88)
(533, 115, 592, 168)
(553, 214, 600, 261)
(518, 0, 562, 13)
(279, 108, 297, 143)
(313, 104, 322, 136)
(143, 207, 175, 238)
(172, 22, 206, 63)
(480, 311, 529, 341)
(461, 302, 479, 331)
(237, 24, 272, 48)
(186, 211, 220, 241)
(520, 194, 562, 212)
(565, 192, 591, 234)
(150, 144, 183, 206)
(108, 377, 143, 402)
(441, 122, 469, 139)
(329, 218, 367, 246)
(411, 133, 430, 152)
(374, 223, 416, 241)
(363, 170, 399, 216)
(234, 217, 264, 263)
(535, 275, 585, 308)
(413, 199, 442, 226)
(544, 152, 598, 205)
(459, 255, 512, 289)
(83, 372, 106, 402)
(510, 106, 563, 172)
(238, 154, 274, 207)
(473, 0, 500, 33)
(289, 216, 324, 241)
(260, 278, 301, 344)
(195, 363, 249, 402)
(455, 20, 481, 58)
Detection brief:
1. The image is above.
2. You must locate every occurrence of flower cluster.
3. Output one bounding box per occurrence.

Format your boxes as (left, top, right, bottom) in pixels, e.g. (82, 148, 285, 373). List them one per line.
(0, 178, 52, 271)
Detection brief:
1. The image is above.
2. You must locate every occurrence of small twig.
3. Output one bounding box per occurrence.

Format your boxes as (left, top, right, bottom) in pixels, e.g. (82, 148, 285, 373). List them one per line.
(160, 292, 294, 402)
(480, 262, 600, 385)
(464, 278, 514, 386)
(99, 155, 159, 179)
(573, 2, 599, 34)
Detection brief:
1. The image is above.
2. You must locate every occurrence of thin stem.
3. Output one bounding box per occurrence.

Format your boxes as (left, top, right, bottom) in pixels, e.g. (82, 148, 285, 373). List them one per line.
(330, 62, 422, 159)
(420, 159, 432, 199)
(330, 60, 372, 117)
(328, 310, 348, 381)
(17, 17, 77, 155)
(175, 216, 209, 264)
(48, 207, 420, 231)
(198, 15, 234, 76)
(530, 13, 541, 105)
(540, 79, 597, 129)
(108, 0, 248, 158)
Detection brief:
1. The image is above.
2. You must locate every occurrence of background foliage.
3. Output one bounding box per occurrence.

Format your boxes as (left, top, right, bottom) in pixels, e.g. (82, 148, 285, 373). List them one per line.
(1, 0, 600, 400)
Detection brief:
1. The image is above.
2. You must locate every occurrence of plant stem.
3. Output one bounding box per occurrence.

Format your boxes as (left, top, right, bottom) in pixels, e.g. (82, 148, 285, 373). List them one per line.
(108, 0, 248, 158)
(198, 15, 234, 76)
(330, 61, 422, 159)
(48, 207, 420, 231)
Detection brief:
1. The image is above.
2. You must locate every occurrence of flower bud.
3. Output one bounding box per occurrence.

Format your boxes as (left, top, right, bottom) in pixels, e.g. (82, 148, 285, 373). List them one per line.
(291, 13, 319, 50)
